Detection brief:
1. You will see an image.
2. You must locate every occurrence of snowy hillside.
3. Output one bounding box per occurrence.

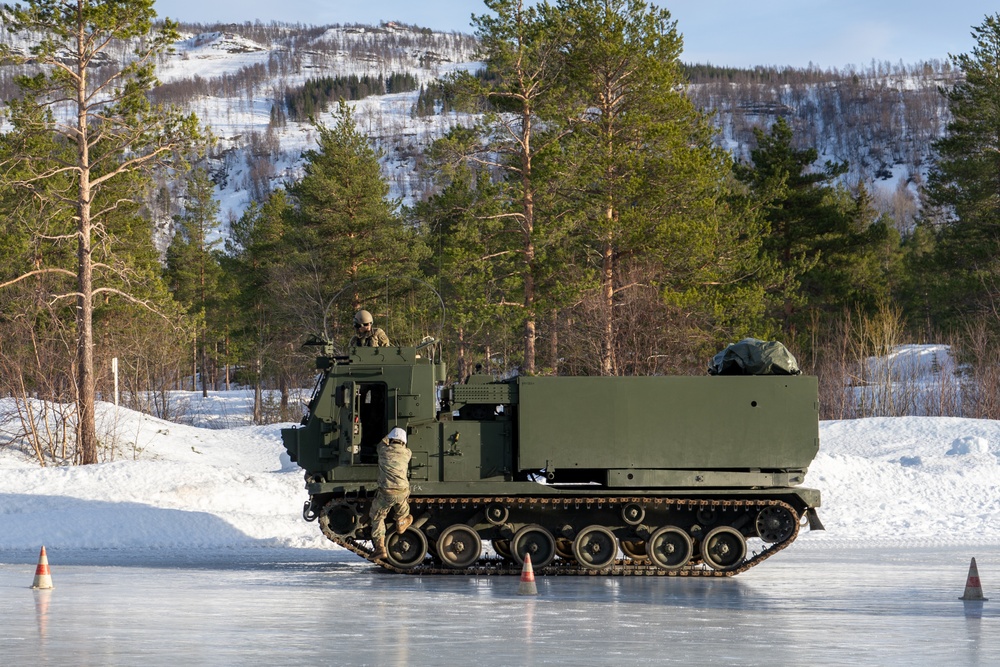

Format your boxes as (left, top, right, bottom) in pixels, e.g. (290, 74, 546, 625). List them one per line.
(151, 24, 481, 233)
(151, 24, 952, 242)
(0, 19, 954, 245)
(1, 391, 998, 554)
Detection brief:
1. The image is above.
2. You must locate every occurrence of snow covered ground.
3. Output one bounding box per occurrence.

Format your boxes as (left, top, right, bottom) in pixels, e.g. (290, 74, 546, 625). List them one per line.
(1, 372, 997, 665)
(1, 386, 999, 556)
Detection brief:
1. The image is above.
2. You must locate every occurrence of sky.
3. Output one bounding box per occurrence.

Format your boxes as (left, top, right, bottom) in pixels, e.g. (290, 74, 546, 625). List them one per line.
(152, 0, 1000, 69)
(1, 345, 999, 555)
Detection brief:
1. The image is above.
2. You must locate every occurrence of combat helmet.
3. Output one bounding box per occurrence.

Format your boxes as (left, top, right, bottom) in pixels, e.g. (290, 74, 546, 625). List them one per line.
(354, 309, 374, 328)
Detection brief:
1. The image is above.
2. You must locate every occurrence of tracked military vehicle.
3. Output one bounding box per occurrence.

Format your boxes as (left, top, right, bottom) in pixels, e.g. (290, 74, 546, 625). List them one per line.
(281, 338, 823, 576)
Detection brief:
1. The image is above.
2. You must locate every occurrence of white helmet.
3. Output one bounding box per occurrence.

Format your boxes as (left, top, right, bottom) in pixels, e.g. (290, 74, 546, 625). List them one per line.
(387, 427, 407, 444)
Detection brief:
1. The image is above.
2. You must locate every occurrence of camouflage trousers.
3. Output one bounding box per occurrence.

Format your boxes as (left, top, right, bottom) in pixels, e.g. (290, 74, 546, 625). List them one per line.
(369, 489, 411, 542)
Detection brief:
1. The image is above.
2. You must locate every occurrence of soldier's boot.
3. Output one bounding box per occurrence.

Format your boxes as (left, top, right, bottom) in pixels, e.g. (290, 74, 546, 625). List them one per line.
(396, 515, 413, 535)
(372, 538, 388, 560)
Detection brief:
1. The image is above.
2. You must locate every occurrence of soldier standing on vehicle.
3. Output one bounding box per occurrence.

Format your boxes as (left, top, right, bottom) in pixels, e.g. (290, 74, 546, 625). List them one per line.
(349, 309, 390, 347)
(369, 427, 412, 560)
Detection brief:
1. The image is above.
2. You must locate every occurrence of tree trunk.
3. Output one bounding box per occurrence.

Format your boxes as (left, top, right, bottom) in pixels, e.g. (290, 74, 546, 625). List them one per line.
(224, 334, 231, 390)
(76, 10, 98, 465)
(191, 335, 197, 391)
(280, 375, 289, 418)
(253, 356, 263, 424)
(77, 204, 97, 464)
(522, 107, 536, 375)
(600, 234, 615, 376)
(200, 339, 208, 398)
(549, 308, 559, 375)
(457, 327, 467, 382)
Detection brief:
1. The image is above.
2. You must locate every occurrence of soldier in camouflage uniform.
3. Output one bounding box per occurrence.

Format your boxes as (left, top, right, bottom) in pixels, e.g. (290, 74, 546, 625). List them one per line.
(369, 426, 412, 560)
(350, 309, 391, 347)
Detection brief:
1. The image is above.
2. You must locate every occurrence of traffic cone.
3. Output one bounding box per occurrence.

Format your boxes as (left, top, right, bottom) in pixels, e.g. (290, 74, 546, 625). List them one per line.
(518, 553, 537, 595)
(30, 546, 54, 590)
(959, 557, 988, 601)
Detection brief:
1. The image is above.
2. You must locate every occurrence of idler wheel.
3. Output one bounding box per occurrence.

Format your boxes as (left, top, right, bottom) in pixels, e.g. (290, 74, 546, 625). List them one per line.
(511, 524, 557, 568)
(647, 526, 693, 571)
(436, 524, 482, 568)
(700, 526, 747, 571)
(485, 504, 509, 526)
(572, 525, 618, 570)
(621, 503, 645, 526)
(320, 501, 362, 538)
(755, 506, 796, 543)
(386, 528, 428, 569)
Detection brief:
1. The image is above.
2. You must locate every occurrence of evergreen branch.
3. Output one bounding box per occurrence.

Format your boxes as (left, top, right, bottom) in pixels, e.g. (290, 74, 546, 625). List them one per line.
(34, 53, 82, 84)
(31, 93, 78, 108)
(0, 268, 77, 290)
(480, 250, 514, 261)
(610, 281, 649, 295)
(37, 232, 80, 243)
(90, 198, 137, 221)
(86, 51, 163, 103)
(479, 211, 526, 222)
(47, 291, 86, 303)
(83, 84, 132, 109)
(5, 165, 83, 185)
(88, 145, 177, 188)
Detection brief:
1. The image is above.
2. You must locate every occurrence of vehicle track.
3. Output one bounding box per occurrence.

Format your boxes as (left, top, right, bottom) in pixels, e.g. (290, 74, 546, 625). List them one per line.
(318, 495, 802, 576)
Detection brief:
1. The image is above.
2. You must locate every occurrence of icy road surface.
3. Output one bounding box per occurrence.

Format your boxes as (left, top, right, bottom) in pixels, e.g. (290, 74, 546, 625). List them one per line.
(1, 544, 996, 667)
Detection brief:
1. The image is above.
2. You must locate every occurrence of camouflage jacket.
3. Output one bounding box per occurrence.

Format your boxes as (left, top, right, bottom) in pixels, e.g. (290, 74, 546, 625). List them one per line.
(349, 328, 390, 347)
(376, 438, 411, 492)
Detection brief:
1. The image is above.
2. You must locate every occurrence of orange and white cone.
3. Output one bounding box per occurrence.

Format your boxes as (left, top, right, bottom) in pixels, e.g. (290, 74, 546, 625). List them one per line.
(518, 553, 537, 595)
(960, 557, 988, 601)
(30, 546, 54, 590)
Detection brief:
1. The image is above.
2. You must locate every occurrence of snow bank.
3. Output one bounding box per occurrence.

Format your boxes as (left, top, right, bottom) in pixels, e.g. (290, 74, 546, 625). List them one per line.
(2, 396, 999, 553)
(805, 417, 1000, 547)
(0, 400, 323, 552)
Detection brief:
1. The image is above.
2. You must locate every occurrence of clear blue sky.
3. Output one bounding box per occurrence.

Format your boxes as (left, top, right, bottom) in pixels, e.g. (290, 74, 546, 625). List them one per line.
(155, 0, 999, 69)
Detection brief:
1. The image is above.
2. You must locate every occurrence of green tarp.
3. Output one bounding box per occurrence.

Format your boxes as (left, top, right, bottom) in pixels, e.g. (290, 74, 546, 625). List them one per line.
(708, 338, 801, 376)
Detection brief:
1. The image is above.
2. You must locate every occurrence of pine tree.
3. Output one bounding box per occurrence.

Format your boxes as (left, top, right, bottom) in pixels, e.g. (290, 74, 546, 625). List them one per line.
(735, 117, 840, 328)
(735, 117, 899, 343)
(415, 154, 513, 380)
(287, 101, 428, 344)
(464, 0, 574, 374)
(0, 0, 202, 463)
(164, 168, 223, 397)
(224, 189, 298, 423)
(924, 13, 1000, 328)
(553, 0, 750, 375)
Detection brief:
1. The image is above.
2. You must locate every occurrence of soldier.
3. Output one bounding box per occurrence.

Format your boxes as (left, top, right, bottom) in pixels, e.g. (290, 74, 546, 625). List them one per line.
(369, 426, 412, 560)
(349, 309, 391, 347)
